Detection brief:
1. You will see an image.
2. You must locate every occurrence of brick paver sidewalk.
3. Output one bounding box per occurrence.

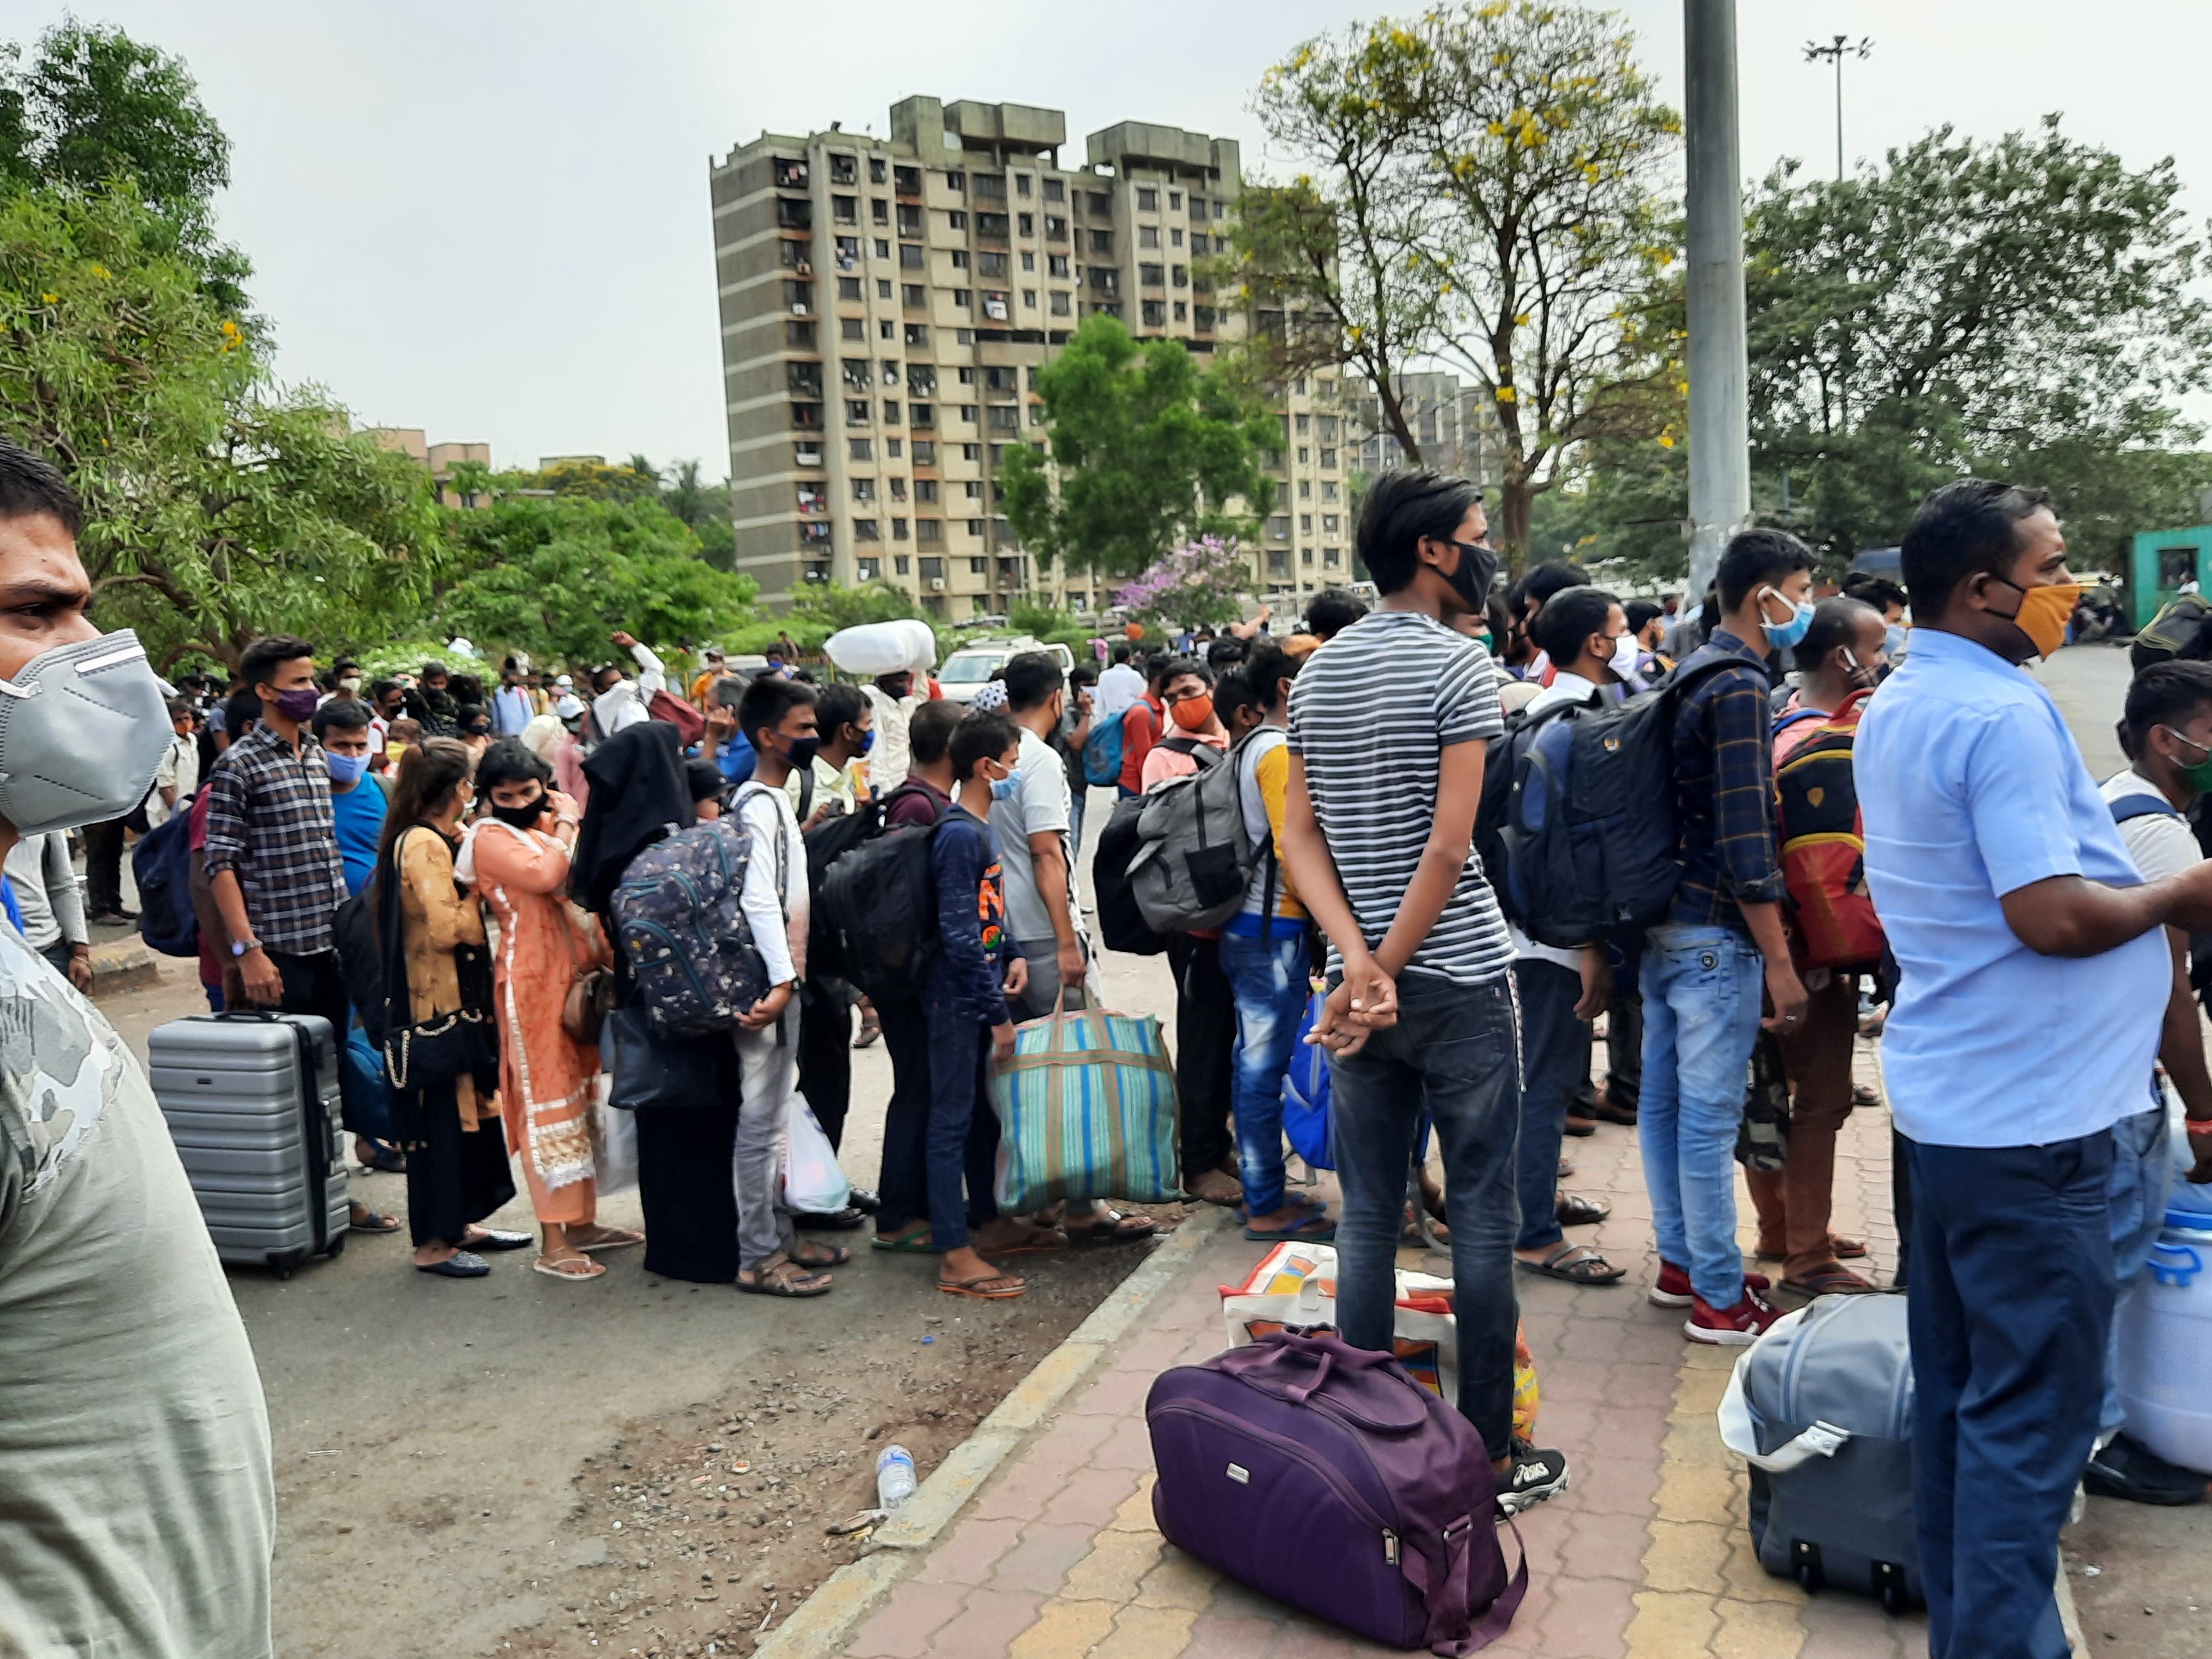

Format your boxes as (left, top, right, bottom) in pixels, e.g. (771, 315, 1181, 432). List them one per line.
(843, 1040, 1923, 1659)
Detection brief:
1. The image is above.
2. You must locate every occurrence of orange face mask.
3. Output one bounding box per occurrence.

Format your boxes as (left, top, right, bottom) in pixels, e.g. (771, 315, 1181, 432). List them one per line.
(1989, 576, 2080, 661)
(1170, 693, 1215, 732)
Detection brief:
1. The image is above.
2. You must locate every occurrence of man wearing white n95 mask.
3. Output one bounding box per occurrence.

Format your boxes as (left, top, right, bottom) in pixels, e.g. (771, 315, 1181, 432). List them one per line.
(0, 440, 274, 1659)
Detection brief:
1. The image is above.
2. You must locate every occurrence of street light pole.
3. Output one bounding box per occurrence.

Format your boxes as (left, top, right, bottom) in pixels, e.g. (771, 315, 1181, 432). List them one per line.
(1803, 34, 1874, 182)
(1683, 0, 1749, 607)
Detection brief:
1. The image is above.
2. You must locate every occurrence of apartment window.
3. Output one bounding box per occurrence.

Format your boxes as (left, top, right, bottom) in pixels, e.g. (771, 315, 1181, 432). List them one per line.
(1137, 187, 1157, 211)
(1191, 232, 1208, 255)
(774, 156, 807, 187)
(791, 401, 822, 430)
(1048, 253, 1070, 278)
(776, 198, 811, 228)
(946, 169, 966, 191)
(910, 403, 934, 428)
(1321, 448, 1339, 469)
(895, 552, 911, 571)
(952, 289, 972, 309)
(1322, 514, 1342, 534)
(1088, 228, 1112, 254)
(1018, 212, 1034, 237)
(872, 198, 888, 224)
(903, 296, 926, 321)
(898, 245, 924, 272)
(1171, 228, 1184, 249)
(1322, 479, 1340, 501)
(982, 290, 1009, 321)
(787, 361, 822, 397)
(829, 153, 857, 185)
(1015, 173, 1033, 197)
(1139, 225, 1159, 249)
(1022, 288, 1037, 309)
(1020, 251, 1036, 273)
(916, 478, 940, 503)
(913, 442, 936, 466)
(874, 239, 890, 260)
(833, 232, 861, 265)
(784, 280, 812, 311)
(889, 476, 906, 499)
(833, 195, 857, 223)
(977, 212, 1009, 237)
(1139, 263, 1164, 286)
(849, 438, 873, 461)
(870, 157, 887, 184)
(896, 203, 922, 237)
(1194, 304, 1214, 331)
(1044, 215, 1067, 241)
(962, 444, 982, 461)
(1324, 546, 1342, 568)
(852, 477, 875, 502)
(879, 320, 894, 340)
(1140, 299, 1165, 327)
(1299, 513, 1313, 535)
(894, 164, 921, 193)
(951, 249, 971, 270)
(947, 210, 968, 231)
(841, 356, 871, 390)
(974, 172, 1005, 200)
(883, 399, 901, 422)
(1297, 446, 1310, 464)
(969, 550, 988, 567)
(958, 404, 979, 422)
(854, 519, 880, 541)
(1044, 178, 1065, 202)
(886, 438, 902, 458)
(920, 550, 944, 575)
(1318, 416, 1339, 442)
(1050, 290, 1071, 316)
(786, 320, 816, 348)
(796, 483, 825, 513)
(908, 363, 937, 395)
(978, 251, 1006, 276)
(846, 398, 871, 425)
(958, 367, 975, 384)
(1269, 515, 1291, 541)
(988, 405, 1019, 431)
(838, 276, 862, 301)
(1269, 550, 1290, 577)
(840, 316, 865, 341)
(963, 480, 983, 498)
(1301, 547, 1314, 567)
(1295, 414, 1311, 435)
(1087, 191, 1110, 215)
(1298, 479, 1312, 499)
(1212, 200, 1225, 219)
(801, 521, 832, 545)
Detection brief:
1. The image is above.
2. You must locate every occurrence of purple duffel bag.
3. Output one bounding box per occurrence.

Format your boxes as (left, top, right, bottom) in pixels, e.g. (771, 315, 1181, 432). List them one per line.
(1145, 1328, 1526, 1654)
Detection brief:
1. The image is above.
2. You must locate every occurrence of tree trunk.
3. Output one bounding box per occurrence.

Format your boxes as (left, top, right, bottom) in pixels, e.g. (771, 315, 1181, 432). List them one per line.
(1497, 478, 1534, 567)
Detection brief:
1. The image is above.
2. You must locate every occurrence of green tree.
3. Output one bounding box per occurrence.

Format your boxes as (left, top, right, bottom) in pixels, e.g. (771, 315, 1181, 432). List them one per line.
(534, 455, 661, 502)
(0, 182, 442, 667)
(1002, 314, 1278, 581)
(660, 457, 735, 571)
(0, 21, 249, 315)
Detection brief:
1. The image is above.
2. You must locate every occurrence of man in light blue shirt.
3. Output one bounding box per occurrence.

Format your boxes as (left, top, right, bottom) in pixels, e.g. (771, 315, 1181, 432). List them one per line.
(1858, 479, 2212, 1659)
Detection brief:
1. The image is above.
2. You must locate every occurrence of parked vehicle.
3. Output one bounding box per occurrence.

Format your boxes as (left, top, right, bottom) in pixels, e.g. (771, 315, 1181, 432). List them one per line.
(936, 636, 1076, 702)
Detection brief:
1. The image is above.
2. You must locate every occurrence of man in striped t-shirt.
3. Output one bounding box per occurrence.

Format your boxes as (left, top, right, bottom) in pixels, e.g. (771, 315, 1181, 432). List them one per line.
(1282, 468, 1568, 1512)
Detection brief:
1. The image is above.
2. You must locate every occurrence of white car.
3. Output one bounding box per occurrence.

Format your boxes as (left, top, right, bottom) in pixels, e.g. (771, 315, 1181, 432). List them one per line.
(936, 637, 1077, 703)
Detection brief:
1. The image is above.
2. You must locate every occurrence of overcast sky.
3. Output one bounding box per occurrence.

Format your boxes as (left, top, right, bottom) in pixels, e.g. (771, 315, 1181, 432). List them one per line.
(8, 0, 2206, 477)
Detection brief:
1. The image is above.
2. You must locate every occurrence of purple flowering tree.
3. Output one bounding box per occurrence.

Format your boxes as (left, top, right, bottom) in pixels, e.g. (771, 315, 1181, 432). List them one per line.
(1112, 534, 1255, 630)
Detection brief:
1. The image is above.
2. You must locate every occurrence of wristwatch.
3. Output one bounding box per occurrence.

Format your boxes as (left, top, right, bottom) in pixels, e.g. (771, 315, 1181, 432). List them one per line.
(232, 937, 263, 957)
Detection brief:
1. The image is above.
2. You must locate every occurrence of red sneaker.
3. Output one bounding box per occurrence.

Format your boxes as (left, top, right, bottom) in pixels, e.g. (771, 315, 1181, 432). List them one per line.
(1686, 1291, 1784, 1346)
(1650, 1261, 1773, 1308)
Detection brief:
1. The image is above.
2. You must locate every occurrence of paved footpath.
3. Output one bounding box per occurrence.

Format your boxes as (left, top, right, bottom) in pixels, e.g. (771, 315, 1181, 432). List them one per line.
(843, 1037, 1922, 1659)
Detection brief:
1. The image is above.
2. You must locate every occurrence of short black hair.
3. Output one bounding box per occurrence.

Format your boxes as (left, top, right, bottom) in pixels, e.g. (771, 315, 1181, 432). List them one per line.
(476, 737, 552, 794)
(1206, 637, 1247, 671)
(370, 677, 402, 703)
(0, 439, 81, 536)
(816, 681, 866, 737)
(685, 758, 726, 802)
(1625, 599, 1665, 636)
(1243, 640, 1300, 712)
(737, 675, 815, 750)
(310, 697, 374, 740)
(1110, 641, 1132, 664)
(421, 660, 447, 679)
(951, 709, 1019, 780)
(1306, 591, 1369, 639)
(1157, 654, 1213, 689)
(1517, 562, 1589, 619)
(1795, 597, 1880, 674)
(241, 634, 315, 695)
(908, 696, 963, 766)
(1841, 571, 1908, 613)
(2125, 661, 2212, 754)
(1001, 650, 1064, 713)
(1532, 586, 1619, 665)
(1717, 528, 1817, 613)
(1070, 662, 1099, 688)
(1356, 468, 1484, 595)
(1214, 670, 1259, 726)
(456, 702, 492, 736)
(222, 687, 260, 738)
(1901, 479, 2057, 618)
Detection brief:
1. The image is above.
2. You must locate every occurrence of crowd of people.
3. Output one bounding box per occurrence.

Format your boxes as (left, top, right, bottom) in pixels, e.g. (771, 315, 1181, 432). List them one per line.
(5, 418, 2211, 1659)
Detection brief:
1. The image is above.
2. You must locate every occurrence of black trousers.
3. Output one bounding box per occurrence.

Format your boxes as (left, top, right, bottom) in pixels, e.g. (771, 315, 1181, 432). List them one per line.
(403, 1079, 517, 1248)
(875, 995, 931, 1233)
(635, 1103, 741, 1283)
(1167, 935, 1236, 1177)
(1605, 983, 1643, 1112)
(82, 817, 128, 915)
(269, 948, 360, 1134)
(797, 985, 853, 1152)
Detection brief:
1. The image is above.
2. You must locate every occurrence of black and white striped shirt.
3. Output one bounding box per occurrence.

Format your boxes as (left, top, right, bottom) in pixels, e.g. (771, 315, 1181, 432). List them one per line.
(1286, 609, 1512, 985)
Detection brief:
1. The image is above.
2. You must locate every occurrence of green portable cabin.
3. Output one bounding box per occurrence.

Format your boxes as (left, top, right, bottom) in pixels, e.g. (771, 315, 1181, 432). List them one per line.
(2131, 525, 2212, 629)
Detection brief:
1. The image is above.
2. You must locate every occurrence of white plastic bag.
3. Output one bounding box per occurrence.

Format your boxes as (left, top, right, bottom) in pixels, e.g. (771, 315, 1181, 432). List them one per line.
(593, 1073, 639, 1197)
(780, 1091, 852, 1214)
(823, 619, 936, 679)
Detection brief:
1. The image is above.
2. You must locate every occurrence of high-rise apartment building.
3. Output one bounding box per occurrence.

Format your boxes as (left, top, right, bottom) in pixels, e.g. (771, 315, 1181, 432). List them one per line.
(1354, 371, 1506, 491)
(709, 96, 1352, 616)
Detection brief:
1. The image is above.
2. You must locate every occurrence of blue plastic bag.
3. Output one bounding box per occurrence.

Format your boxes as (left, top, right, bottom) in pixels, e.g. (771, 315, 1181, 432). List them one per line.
(1281, 990, 1334, 1172)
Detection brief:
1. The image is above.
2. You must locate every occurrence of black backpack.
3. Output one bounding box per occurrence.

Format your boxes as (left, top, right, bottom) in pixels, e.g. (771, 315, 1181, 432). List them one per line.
(332, 886, 389, 1046)
(1093, 795, 1168, 957)
(801, 790, 885, 985)
(1472, 699, 1586, 944)
(131, 808, 198, 958)
(817, 780, 945, 1001)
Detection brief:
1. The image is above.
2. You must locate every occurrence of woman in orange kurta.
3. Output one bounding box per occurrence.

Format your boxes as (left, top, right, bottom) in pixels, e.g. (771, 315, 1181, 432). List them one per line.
(465, 740, 641, 1280)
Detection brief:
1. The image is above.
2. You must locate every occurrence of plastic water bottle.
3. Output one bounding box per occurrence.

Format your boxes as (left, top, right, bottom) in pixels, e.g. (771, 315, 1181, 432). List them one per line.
(875, 1444, 917, 1511)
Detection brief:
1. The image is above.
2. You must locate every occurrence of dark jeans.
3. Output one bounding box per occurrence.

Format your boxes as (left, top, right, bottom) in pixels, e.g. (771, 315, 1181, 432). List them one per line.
(269, 948, 357, 1135)
(874, 995, 930, 1232)
(1511, 957, 1583, 1254)
(82, 816, 127, 915)
(1605, 980, 1642, 1113)
(1329, 972, 1522, 1460)
(921, 998, 1002, 1251)
(1903, 1133, 2113, 1659)
(797, 984, 853, 1152)
(1166, 934, 1236, 1179)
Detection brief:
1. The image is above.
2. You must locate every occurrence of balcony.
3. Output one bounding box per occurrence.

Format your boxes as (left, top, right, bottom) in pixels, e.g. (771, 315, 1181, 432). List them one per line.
(977, 212, 1010, 240)
(777, 199, 812, 229)
(801, 520, 832, 545)
(908, 365, 938, 396)
(794, 441, 824, 467)
(790, 401, 823, 430)
(774, 157, 808, 189)
(796, 484, 826, 513)
(1088, 269, 1120, 295)
(911, 403, 936, 429)
(787, 363, 823, 398)
(1044, 215, 1068, 241)
(894, 165, 921, 195)
(830, 154, 857, 186)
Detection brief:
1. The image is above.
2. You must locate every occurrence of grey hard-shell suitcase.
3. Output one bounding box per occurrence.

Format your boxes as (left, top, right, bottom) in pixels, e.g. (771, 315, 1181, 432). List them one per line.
(1717, 1293, 1921, 1614)
(148, 1011, 349, 1277)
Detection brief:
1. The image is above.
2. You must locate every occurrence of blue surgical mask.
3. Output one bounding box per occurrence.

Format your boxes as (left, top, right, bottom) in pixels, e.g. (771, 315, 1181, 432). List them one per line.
(989, 769, 1017, 801)
(1759, 587, 1816, 650)
(857, 728, 877, 757)
(326, 750, 370, 786)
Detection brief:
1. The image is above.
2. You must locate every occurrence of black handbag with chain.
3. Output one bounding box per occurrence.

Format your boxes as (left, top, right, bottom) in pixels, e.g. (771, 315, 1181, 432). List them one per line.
(377, 826, 500, 1094)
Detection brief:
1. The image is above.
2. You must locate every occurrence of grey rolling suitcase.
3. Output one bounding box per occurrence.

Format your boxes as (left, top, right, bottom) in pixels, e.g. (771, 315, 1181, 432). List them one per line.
(1717, 1293, 1921, 1615)
(149, 1011, 350, 1277)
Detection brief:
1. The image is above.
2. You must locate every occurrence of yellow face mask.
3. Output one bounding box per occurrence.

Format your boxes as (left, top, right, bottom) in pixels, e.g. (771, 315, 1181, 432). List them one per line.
(1989, 576, 2080, 661)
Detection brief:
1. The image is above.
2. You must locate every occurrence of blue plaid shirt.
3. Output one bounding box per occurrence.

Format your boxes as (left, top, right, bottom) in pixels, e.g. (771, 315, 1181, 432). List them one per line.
(201, 722, 349, 955)
(1668, 629, 1787, 934)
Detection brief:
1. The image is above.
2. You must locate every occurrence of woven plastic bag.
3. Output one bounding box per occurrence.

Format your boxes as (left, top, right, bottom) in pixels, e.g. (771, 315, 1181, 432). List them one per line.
(989, 993, 1180, 1212)
(1219, 1239, 1540, 1444)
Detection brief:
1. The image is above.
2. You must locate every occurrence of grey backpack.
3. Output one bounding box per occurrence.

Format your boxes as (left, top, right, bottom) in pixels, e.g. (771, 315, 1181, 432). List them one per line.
(1126, 731, 1265, 935)
(610, 815, 772, 1039)
(1717, 1293, 1920, 1614)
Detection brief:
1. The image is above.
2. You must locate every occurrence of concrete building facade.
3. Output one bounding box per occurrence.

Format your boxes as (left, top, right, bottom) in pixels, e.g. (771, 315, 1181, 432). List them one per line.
(709, 96, 1352, 616)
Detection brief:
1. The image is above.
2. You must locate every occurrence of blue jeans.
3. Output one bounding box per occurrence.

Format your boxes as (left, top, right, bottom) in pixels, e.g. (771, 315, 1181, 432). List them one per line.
(872, 995, 930, 1234)
(920, 997, 1003, 1252)
(1218, 926, 1310, 1218)
(2103, 1100, 2172, 1438)
(1904, 1133, 2112, 1659)
(1639, 923, 1765, 1309)
(1512, 956, 1584, 1253)
(1328, 972, 1521, 1459)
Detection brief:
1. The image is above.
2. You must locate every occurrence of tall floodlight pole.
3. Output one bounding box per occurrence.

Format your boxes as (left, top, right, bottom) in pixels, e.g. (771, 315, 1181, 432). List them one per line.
(1804, 34, 1874, 182)
(1683, 0, 1750, 606)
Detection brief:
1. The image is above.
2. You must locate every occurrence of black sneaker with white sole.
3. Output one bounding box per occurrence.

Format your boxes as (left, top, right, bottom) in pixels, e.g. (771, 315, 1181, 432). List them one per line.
(2084, 1433, 2207, 1506)
(1496, 1440, 1570, 1515)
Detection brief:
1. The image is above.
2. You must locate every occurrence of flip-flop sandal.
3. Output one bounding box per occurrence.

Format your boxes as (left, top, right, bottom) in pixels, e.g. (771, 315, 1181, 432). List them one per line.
(571, 1227, 644, 1253)
(1516, 1243, 1626, 1285)
(1782, 1268, 1876, 1297)
(736, 1260, 833, 1297)
(1245, 1212, 1337, 1243)
(994, 1229, 1070, 1256)
(1066, 1209, 1157, 1245)
(1557, 1156, 1577, 1178)
(793, 1206, 868, 1232)
(350, 1208, 401, 1234)
(1402, 1208, 1449, 1246)
(1831, 1235, 1870, 1260)
(789, 1242, 852, 1270)
(872, 1228, 937, 1254)
(1851, 1083, 1880, 1106)
(1556, 1194, 1611, 1228)
(533, 1254, 607, 1281)
(939, 1272, 1026, 1300)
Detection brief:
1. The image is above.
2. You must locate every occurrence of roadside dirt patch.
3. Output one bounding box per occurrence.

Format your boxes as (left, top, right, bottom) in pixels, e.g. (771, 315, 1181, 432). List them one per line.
(510, 1214, 1190, 1659)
